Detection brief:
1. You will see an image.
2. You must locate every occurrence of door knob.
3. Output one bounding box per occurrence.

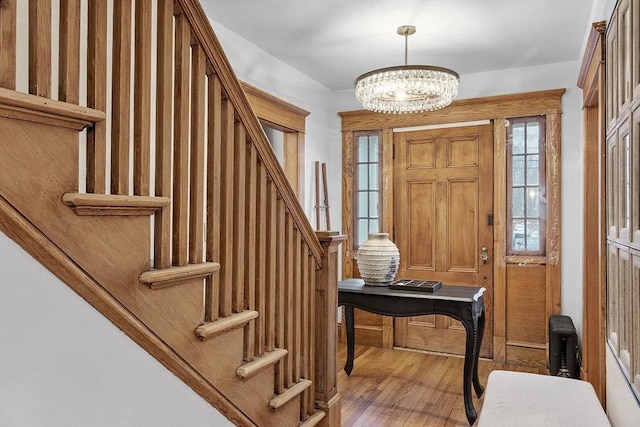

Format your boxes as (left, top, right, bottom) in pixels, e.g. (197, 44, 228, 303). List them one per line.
(480, 246, 488, 263)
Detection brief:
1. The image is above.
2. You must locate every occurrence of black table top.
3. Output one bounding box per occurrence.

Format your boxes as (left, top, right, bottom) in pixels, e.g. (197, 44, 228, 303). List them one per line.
(338, 278, 485, 303)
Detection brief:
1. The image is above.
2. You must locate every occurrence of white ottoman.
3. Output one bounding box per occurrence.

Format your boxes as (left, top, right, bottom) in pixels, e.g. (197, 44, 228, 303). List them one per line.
(477, 370, 611, 427)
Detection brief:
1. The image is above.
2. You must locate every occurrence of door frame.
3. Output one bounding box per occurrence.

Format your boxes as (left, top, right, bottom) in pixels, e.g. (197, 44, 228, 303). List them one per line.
(241, 81, 309, 202)
(577, 21, 606, 403)
(340, 89, 564, 362)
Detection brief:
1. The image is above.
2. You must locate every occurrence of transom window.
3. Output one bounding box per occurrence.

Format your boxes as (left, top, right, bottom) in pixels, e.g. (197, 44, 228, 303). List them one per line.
(507, 116, 546, 255)
(354, 131, 382, 248)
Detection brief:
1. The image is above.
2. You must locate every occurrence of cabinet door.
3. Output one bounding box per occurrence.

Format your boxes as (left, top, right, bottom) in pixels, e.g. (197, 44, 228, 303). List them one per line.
(618, 0, 633, 110)
(633, 0, 640, 97)
(633, 107, 640, 244)
(632, 252, 640, 393)
(607, 131, 619, 238)
(607, 16, 619, 127)
(618, 121, 631, 242)
(607, 245, 620, 352)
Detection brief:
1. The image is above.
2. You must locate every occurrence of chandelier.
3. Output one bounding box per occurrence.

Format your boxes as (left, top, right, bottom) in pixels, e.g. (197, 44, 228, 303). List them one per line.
(354, 25, 459, 114)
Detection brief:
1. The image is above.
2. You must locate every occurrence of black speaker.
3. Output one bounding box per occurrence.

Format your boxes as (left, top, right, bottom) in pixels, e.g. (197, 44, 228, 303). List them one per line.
(548, 315, 579, 378)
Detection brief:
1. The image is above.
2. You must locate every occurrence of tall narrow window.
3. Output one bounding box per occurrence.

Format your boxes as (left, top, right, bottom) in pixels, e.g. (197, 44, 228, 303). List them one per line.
(354, 131, 382, 248)
(507, 116, 546, 255)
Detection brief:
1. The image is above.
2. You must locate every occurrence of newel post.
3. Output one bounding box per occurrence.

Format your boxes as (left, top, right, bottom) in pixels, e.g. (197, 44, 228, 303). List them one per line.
(314, 231, 346, 427)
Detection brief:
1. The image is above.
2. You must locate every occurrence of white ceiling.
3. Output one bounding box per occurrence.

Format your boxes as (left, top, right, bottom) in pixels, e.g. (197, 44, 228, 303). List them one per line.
(200, 0, 600, 92)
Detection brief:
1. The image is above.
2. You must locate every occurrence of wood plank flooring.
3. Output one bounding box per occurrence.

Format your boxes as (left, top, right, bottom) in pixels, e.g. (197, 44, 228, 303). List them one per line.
(338, 343, 547, 426)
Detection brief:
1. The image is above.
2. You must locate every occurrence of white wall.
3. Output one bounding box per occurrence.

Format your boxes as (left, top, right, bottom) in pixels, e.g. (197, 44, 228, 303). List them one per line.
(0, 234, 233, 427)
(606, 346, 640, 427)
(211, 20, 343, 235)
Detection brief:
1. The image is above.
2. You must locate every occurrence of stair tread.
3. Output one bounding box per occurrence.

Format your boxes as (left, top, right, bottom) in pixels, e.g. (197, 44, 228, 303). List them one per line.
(269, 379, 312, 411)
(139, 262, 220, 289)
(63, 193, 170, 216)
(195, 310, 259, 341)
(236, 348, 288, 380)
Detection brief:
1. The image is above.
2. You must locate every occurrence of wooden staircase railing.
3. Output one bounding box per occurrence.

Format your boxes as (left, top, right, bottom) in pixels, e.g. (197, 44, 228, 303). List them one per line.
(0, 1, 342, 426)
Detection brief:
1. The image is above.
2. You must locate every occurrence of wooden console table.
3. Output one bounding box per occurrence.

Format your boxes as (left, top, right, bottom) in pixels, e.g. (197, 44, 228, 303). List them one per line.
(338, 278, 486, 425)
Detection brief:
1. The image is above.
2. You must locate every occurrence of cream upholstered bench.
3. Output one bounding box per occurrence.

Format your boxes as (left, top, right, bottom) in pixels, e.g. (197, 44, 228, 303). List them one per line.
(477, 370, 611, 427)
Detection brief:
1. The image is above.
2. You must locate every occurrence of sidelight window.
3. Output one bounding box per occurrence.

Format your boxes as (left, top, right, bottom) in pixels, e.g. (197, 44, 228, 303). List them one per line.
(354, 131, 382, 248)
(507, 116, 546, 255)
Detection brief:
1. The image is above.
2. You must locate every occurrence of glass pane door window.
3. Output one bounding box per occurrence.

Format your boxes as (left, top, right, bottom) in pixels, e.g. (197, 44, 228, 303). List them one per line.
(354, 132, 382, 248)
(507, 117, 546, 255)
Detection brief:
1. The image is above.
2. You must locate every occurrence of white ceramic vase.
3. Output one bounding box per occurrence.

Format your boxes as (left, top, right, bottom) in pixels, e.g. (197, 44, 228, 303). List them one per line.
(356, 233, 400, 286)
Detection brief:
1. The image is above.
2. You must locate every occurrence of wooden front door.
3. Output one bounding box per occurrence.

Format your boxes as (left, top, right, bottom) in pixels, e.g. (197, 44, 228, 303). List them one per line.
(393, 123, 493, 358)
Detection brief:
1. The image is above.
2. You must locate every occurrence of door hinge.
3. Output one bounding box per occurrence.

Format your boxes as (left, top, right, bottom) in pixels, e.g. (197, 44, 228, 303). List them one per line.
(487, 213, 494, 226)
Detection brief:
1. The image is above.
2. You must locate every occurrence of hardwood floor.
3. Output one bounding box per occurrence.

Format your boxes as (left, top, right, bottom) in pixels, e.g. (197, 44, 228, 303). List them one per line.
(337, 343, 547, 426)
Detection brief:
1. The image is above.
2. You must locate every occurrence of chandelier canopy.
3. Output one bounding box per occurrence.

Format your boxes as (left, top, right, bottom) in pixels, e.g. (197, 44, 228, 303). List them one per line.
(354, 25, 459, 114)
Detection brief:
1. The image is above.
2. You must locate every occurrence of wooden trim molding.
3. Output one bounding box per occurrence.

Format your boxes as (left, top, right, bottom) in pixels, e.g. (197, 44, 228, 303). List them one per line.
(577, 21, 606, 89)
(339, 89, 565, 131)
(241, 81, 309, 132)
(341, 89, 564, 362)
(241, 81, 309, 202)
(493, 118, 508, 363)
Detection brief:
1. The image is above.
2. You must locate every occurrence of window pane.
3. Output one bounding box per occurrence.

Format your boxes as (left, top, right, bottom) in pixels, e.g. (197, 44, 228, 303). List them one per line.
(358, 164, 368, 190)
(512, 123, 525, 154)
(526, 220, 540, 251)
(526, 155, 539, 185)
(512, 219, 525, 250)
(526, 188, 539, 217)
(507, 117, 546, 255)
(369, 136, 378, 162)
(353, 131, 382, 250)
(370, 191, 378, 217)
(369, 163, 379, 190)
(512, 187, 524, 217)
(526, 122, 540, 153)
(358, 219, 368, 245)
(358, 192, 368, 217)
(358, 137, 368, 162)
(512, 156, 525, 186)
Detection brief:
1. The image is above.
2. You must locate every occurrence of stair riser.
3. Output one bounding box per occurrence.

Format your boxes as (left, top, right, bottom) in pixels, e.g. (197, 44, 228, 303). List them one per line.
(195, 330, 303, 427)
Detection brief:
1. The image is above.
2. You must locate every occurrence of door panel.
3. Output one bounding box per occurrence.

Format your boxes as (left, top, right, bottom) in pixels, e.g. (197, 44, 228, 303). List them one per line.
(448, 179, 478, 271)
(394, 124, 493, 358)
(407, 180, 435, 268)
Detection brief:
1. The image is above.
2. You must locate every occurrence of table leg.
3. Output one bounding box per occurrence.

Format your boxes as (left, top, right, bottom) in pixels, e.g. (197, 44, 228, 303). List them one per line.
(473, 301, 486, 398)
(344, 304, 355, 376)
(462, 309, 478, 425)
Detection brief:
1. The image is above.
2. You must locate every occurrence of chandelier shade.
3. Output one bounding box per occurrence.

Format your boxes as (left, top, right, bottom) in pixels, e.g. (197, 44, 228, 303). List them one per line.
(354, 26, 459, 114)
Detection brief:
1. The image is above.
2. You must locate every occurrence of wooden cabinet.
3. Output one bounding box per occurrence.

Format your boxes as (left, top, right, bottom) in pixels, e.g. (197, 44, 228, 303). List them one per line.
(605, 0, 640, 402)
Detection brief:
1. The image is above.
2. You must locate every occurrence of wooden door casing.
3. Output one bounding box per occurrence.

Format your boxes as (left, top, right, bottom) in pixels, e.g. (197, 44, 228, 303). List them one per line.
(341, 89, 564, 367)
(393, 124, 493, 358)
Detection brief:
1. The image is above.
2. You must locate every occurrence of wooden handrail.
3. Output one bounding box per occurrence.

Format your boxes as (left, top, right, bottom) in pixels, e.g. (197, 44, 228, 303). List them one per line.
(175, 0, 323, 266)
